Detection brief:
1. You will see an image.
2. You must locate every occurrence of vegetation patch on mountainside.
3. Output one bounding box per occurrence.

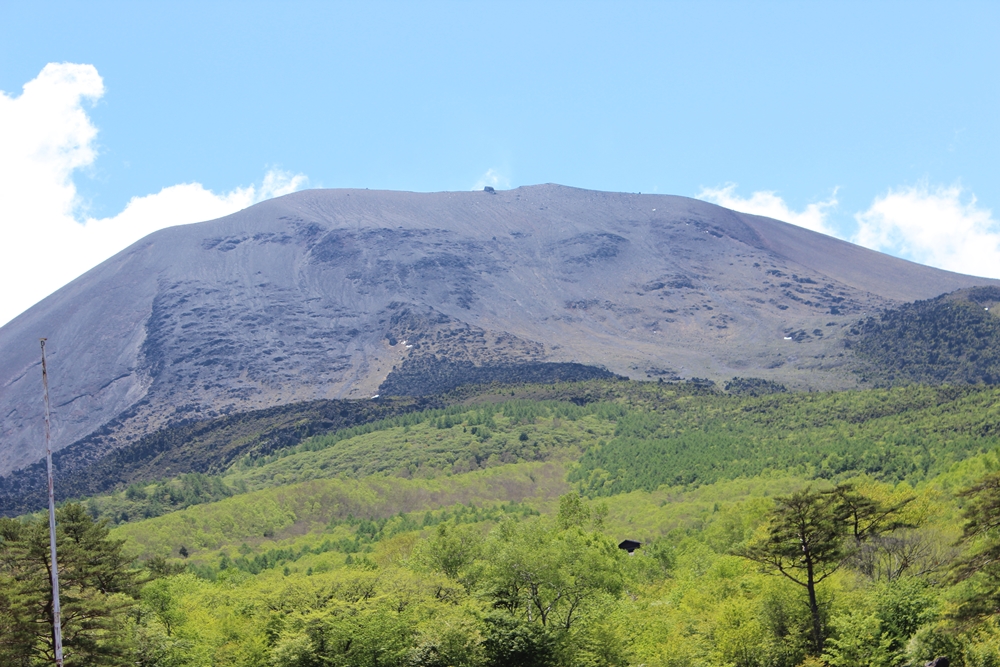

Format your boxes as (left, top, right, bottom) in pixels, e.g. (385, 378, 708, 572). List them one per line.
(378, 357, 622, 396)
(848, 286, 1000, 386)
(57, 383, 1000, 531)
(572, 384, 1000, 495)
(0, 379, 711, 519)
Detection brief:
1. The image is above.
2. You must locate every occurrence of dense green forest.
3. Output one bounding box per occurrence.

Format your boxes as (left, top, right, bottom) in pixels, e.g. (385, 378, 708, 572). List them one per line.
(5, 379, 1000, 666)
(848, 286, 1000, 386)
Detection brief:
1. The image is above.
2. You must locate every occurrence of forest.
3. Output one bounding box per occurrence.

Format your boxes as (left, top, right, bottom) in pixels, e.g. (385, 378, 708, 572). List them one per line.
(848, 287, 1000, 387)
(4, 379, 1000, 666)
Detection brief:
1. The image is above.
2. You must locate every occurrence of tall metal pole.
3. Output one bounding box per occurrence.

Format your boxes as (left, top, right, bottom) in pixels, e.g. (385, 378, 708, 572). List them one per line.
(40, 339, 64, 666)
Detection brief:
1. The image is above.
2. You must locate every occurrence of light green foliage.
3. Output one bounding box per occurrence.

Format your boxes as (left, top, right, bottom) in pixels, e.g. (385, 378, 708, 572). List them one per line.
(479, 514, 626, 629)
(80, 470, 1000, 666)
(824, 579, 938, 666)
(112, 462, 565, 560)
(226, 400, 618, 488)
(14, 382, 1000, 665)
(824, 609, 898, 667)
(419, 520, 485, 581)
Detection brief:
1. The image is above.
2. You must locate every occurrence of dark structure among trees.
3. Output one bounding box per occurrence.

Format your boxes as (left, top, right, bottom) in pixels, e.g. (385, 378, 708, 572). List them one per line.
(617, 539, 641, 554)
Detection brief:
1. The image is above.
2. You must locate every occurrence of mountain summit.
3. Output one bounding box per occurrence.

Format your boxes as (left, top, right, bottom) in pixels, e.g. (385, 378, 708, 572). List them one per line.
(0, 185, 994, 476)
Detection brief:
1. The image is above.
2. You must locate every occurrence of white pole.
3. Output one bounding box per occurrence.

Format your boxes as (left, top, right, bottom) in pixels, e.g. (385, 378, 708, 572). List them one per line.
(40, 339, 64, 666)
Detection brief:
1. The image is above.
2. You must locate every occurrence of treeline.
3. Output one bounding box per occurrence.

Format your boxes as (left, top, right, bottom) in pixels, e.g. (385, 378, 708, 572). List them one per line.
(378, 357, 621, 396)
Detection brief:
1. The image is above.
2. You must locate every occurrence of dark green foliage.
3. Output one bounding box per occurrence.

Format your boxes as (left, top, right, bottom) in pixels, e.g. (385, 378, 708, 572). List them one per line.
(740, 488, 846, 652)
(739, 485, 918, 654)
(725, 376, 788, 396)
(829, 483, 915, 544)
(378, 358, 621, 397)
(951, 470, 1000, 621)
(482, 613, 557, 667)
(0, 504, 137, 665)
(847, 287, 1000, 386)
(103, 473, 236, 526)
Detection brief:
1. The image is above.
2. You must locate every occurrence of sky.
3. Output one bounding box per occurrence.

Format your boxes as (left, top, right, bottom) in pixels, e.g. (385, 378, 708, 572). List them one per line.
(1, 1, 999, 326)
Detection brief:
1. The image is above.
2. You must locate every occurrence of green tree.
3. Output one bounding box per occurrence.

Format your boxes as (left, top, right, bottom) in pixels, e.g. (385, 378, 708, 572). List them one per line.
(0, 503, 137, 666)
(738, 488, 845, 653)
(828, 483, 915, 545)
(739, 486, 918, 654)
(952, 471, 1000, 621)
(481, 613, 556, 667)
(422, 521, 484, 582)
(139, 579, 184, 637)
(320, 606, 414, 667)
(481, 519, 624, 631)
(823, 579, 937, 667)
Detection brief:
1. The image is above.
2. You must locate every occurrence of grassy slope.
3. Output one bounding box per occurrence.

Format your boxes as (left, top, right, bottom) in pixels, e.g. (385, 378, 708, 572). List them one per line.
(114, 461, 570, 560)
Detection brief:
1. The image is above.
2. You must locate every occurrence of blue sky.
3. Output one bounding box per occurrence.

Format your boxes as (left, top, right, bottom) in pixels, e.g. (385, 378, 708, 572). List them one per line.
(1, 1, 999, 325)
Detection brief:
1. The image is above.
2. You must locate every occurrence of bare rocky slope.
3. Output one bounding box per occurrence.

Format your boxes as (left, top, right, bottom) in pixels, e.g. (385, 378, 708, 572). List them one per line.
(1, 184, 995, 477)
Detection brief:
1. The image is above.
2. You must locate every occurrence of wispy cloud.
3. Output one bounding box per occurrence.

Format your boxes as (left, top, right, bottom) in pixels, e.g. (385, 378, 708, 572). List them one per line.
(472, 168, 510, 191)
(698, 181, 1000, 280)
(853, 184, 1000, 279)
(697, 183, 838, 236)
(84, 168, 307, 238)
(0, 63, 308, 327)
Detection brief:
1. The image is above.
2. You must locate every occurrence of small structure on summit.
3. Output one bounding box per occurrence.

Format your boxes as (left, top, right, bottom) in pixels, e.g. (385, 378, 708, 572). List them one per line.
(618, 539, 641, 554)
(483, 186, 495, 193)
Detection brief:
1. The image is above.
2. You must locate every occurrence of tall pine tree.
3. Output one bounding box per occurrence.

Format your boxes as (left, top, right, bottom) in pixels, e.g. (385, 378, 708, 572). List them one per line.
(0, 503, 137, 666)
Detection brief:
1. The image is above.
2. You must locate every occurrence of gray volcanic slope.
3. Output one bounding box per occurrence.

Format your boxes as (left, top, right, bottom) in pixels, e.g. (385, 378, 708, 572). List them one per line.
(0, 185, 995, 476)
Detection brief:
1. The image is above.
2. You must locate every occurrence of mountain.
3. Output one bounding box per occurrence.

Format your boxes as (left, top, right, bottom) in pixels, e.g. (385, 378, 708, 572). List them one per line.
(0, 184, 995, 477)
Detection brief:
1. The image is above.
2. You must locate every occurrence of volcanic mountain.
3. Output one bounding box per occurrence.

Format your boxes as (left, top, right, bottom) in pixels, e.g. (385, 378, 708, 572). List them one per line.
(0, 184, 995, 478)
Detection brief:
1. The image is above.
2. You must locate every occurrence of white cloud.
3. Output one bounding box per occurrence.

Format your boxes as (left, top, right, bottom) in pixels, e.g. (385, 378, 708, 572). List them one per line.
(82, 168, 307, 241)
(853, 184, 1000, 279)
(697, 183, 838, 236)
(472, 168, 510, 191)
(0, 64, 307, 327)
